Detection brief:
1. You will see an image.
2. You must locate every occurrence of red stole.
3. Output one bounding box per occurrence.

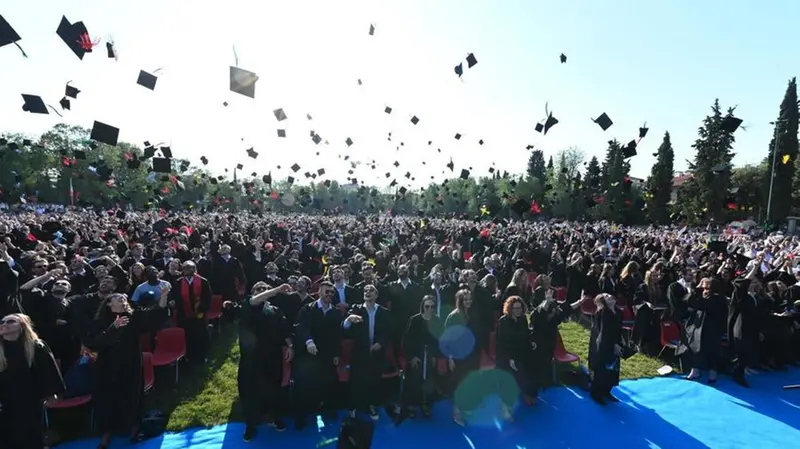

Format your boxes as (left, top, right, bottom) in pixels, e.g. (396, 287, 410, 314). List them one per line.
(180, 275, 203, 317)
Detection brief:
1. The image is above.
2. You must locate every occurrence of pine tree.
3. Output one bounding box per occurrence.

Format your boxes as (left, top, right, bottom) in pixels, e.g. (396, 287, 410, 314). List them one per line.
(764, 77, 799, 222)
(584, 156, 602, 195)
(546, 155, 553, 170)
(599, 140, 628, 221)
(645, 132, 675, 224)
(683, 99, 737, 221)
(526, 149, 547, 183)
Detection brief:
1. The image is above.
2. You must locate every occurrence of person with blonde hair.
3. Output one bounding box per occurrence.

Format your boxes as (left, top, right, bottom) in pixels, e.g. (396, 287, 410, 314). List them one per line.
(0, 313, 65, 449)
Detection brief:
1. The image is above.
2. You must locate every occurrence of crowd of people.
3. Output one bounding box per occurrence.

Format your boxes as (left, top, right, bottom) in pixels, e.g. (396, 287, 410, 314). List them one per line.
(1, 207, 799, 449)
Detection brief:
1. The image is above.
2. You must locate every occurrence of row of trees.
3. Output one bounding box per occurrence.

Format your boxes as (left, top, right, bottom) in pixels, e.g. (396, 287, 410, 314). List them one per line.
(1, 78, 798, 224)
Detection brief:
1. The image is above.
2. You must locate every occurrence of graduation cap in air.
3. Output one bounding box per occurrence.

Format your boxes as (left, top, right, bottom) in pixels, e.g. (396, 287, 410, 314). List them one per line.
(158, 146, 172, 158)
(559, 53, 567, 63)
(236, 163, 244, 170)
(311, 133, 322, 145)
(106, 41, 117, 59)
(56, 16, 91, 60)
(230, 66, 258, 98)
(454, 133, 462, 140)
(21, 94, 50, 114)
(410, 116, 419, 125)
(59, 97, 70, 110)
(246, 148, 258, 159)
(273, 108, 287, 121)
(0, 15, 26, 57)
(127, 158, 141, 169)
(345, 138, 354, 147)
(65, 83, 80, 99)
(536, 103, 559, 135)
(291, 163, 301, 173)
(466, 53, 478, 68)
(200, 156, 208, 165)
(460, 169, 470, 180)
(384, 106, 392, 114)
(137, 70, 158, 90)
(721, 115, 743, 133)
(593, 113, 613, 131)
(90, 121, 119, 146)
(277, 129, 286, 138)
(622, 140, 637, 159)
(455, 63, 463, 77)
(262, 173, 272, 184)
(639, 123, 649, 139)
(152, 158, 171, 173)
(369, 23, 375, 35)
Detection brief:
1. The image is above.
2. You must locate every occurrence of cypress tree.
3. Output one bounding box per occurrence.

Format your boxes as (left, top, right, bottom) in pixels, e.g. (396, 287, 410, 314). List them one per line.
(765, 77, 799, 222)
(645, 132, 675, 224)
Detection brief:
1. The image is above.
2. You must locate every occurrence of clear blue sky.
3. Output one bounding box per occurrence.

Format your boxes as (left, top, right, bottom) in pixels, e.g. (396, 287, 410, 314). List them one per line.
(3, 0, 799, 188)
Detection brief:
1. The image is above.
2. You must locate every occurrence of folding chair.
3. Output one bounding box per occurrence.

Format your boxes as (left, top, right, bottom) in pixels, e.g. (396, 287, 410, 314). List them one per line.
(552, 331, 581, 383)
(151, 327, 186, 383)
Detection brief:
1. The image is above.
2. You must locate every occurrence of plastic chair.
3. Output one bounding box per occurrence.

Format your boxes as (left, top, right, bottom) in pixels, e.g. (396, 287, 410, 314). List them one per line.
(656, 321, 681, 359)
(621, 305, 635, 342)
(142, 352, 155, 394)
(552, 331, 581, 383)
(151, 327, 186, 383)
(554, 287, 567, 303)
(338, 339, 354, 382)
(139, 333, 152, 352)
(206, 294, 224, 333)
(43, 358, 93, 431)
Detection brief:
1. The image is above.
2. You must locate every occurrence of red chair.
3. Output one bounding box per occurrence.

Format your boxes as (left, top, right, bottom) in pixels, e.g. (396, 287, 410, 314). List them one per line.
(139, 333, 152, 352)
(206, 294, 224, 333)
(383, 345, 400, 379)
(437, 357, 449, 375)
(43, 358, 93, 431)
(657, 321, 683, 371)
(621, 305, 635, 342)
(142, 352, 155, 394)
(552, 331, 581, 383)
(554, 287, 567, 303)
(338, 339, 354, 382)
(151, 327, 187, 383)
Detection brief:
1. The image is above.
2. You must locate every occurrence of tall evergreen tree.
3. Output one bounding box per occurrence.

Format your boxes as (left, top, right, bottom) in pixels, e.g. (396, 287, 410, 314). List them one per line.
(764, 77, 799, 222)
(599, 140, 628, 221)
(583, 156, 602, 195)
(681, 99, 737, 221)
(526, 149, 547, 183)
(645, 132, 675, 224)
(546, 155, 553, 170)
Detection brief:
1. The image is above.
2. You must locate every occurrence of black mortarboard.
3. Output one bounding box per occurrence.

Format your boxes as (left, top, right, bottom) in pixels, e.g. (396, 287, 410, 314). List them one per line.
(137, 70, 158, 90)
(535, 123, 544, 133)
(246, 147, 258, 159)
(90, 121, 119, 146)
(287, 176, 295, 184)
(410, 116, 419, 125)
(73, 150, 86, 159)
(0, 15, 22, 51)
(311, 134, 322, 145)
(21, 94, 48, 114)
(277, 129, 286, 138)
(622, 140, 637, 159)
(593, 113, 613, 131)
(543, 114, 559, 134)
(143, 146, 156, 159)
(273, 108, 287, 121)
(262, 173, 272, 184)
(345, 138, 354, 147)
(460, 169, 470, 179)
(383, 106, 393, 115)
(369, 24, 375, 36)
(96, 165, 113, 181)
(106, 41, 116, 59)
(65, 84, 80, 99)
(721, 115, 743, 133)
(639, 123, 649, 139)
(59, 97, 71, 110)
(560, 53, 567, 63)
(291, 163, 301, 172)
(454, 133, 461, 140)
(200, 156, 208, 165)
(56, 16, 89, 60)
(478, 139, 484, 145)
(230, 66, 258, 98)
(152, 157, 171, 173)
(455, 63, 463, 77)
(317, 168, 325, 176)
(236, 163, 243, 170)
(466, 53, 477, 68)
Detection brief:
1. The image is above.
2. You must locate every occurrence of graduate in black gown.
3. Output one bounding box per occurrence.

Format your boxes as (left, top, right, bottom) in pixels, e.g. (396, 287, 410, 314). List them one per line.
(443, 288, 480, 427)
(0, 313, 65, 449)
(727, 264, 761, 388)
(681, 278, 728, 384)
(401, 295, 443, 418)
(232, 281, 294, 442)
(86, 290, 171, 449)
(530, 290, 587, 392)
(496, 296, 534, 417)
(588, 294, 624, 405)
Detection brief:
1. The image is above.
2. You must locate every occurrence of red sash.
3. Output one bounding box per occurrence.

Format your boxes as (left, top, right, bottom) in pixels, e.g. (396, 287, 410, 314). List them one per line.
(180, 276, 203, 317)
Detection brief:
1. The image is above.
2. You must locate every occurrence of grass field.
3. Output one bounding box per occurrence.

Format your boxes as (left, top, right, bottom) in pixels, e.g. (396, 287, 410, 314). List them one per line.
(148, 319, 675, 431)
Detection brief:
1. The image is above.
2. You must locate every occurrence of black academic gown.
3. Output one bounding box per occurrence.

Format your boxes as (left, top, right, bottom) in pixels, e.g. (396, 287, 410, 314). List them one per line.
(728, 278, 761, 370)
(0, 339, 65, 449)
(343, 302, 391, 410)
(678, 293, 727, 371)
(530, 299, 573, 388)
(293, 301, 343, 416)
(496, 314, 536, 399)
(236, 299, 292, 425)
(401, 313, 443, 406)
(443, 311, 481, 395)
(85, 306, 169, 435)
(588, 307, 623, 396)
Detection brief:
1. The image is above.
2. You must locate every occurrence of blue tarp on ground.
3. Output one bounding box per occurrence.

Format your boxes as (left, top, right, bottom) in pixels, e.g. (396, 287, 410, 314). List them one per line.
(59, 368, 800, 449)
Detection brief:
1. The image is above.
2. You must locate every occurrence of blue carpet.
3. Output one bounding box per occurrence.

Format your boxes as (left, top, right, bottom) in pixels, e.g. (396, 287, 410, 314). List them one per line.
(59, 368, 800, 449)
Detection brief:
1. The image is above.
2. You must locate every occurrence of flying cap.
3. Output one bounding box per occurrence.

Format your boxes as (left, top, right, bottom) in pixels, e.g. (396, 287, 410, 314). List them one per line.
(65, 83, 80, 99)
(273, 108, 287, 121)
(21, 94, 49, 114)
(369, 24, 375, 36)
(466, 53, 477, 68)
(152, 157, 171, 173)
(593, 113, 613, 131)
(410, 115, 419, 125)
(455, 63, 463, 77)
(230, 66, 258, 98)
(90, 121, 120, 146)
(56, 16, 90, 60)
(137, 70, 158, 90)
(277, 129, 286, 138)
(59, 97, 70, 110)
(721, 115, 743, 133)
(559, 53, 567, 63)
(0, 15, 23, 55)
(246, 148, 258, 159)
(345, 138, 354, 147)
(639, 123, 649, 139)
(622, 140, 637, 159)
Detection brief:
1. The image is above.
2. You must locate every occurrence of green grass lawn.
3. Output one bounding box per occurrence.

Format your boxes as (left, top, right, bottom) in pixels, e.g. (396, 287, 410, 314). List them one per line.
(151, 319, 677, 431)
